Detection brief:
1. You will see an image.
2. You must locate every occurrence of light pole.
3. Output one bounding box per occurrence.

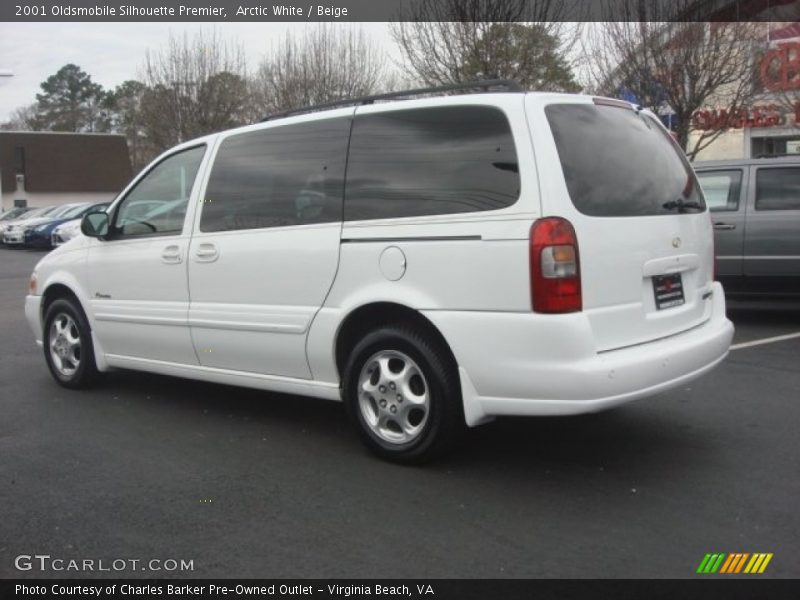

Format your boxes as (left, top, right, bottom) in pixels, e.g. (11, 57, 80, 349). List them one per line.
(0, 72, 11, 212)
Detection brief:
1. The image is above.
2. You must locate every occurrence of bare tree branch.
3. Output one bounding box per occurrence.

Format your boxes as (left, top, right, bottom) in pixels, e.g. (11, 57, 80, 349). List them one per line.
(140, 29, 249, 150)
(0, 104, 42, 131)
(253, 25, 391, 115)
(391, 0, 584, 91)
(584, 3, 760, 159)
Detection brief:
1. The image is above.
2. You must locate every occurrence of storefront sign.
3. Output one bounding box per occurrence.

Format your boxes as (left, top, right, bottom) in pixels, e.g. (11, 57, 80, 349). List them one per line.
(693, 103, 799, 131)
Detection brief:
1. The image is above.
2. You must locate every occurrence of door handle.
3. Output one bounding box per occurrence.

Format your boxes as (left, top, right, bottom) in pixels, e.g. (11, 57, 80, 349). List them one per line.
(713, 223, 736, 230)
(194, 242, 219, 263)
(161, 244, 182, 264)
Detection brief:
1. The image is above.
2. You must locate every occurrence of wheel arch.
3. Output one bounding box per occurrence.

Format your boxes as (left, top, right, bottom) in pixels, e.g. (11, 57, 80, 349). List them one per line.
(41, 283, 84, 322)
(334, 301, 459, 380)
(336, 301, 469, 462)
(39, 279, 110, 371)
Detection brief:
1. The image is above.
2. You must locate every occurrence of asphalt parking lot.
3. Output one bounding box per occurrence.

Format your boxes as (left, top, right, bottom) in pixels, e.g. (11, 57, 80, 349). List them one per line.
(1, 246, 798, 579)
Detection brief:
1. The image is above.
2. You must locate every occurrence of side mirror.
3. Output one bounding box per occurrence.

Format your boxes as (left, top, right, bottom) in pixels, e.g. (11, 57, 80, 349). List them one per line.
(81, 211, 109, 238)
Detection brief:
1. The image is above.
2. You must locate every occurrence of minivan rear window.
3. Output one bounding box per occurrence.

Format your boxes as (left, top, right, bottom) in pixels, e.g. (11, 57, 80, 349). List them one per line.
(545, 104, 705, 217)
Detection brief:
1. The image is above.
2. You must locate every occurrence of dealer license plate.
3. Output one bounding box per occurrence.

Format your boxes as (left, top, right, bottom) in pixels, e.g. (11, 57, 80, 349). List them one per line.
(653, 273, 685, 310)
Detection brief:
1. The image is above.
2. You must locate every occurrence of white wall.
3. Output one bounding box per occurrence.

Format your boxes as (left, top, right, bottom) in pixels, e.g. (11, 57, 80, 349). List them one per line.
(688, 128, 746, 162)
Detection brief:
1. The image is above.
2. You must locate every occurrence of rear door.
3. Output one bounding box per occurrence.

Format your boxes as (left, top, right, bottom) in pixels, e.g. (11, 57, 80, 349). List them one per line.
(695, 167, 747, 278)
(187, 112, 351, 379)
(528, 95, 715, 352)
(745, 166, 800, 282)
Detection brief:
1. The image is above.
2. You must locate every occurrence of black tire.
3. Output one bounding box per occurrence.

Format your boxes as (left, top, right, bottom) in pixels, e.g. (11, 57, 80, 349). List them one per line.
(343, 324, 464, 464)
(43, 297, 100, 389)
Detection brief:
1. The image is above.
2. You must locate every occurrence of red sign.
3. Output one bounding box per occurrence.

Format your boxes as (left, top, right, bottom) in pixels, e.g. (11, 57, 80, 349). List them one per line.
(693, 104, 793, 131)
(759, 41, 800, 92)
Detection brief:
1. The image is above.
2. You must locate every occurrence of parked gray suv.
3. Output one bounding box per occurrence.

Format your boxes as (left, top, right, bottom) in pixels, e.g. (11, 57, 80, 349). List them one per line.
(695, 157, 800, 298)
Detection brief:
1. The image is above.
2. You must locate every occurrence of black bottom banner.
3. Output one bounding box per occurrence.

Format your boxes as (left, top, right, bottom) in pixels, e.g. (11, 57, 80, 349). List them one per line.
(3, 579, 800, 600)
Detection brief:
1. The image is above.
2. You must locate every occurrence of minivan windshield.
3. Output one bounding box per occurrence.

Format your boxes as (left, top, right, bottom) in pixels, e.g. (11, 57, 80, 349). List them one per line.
(546, 103, 705, 217)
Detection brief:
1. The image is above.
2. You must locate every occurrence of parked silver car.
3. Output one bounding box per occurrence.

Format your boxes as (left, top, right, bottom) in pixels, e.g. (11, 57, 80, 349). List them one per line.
(695, 157, 800, 298)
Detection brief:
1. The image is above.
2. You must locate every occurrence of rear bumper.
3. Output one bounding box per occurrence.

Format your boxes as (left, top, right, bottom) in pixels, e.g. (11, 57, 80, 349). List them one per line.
(424, 282, 733, 425)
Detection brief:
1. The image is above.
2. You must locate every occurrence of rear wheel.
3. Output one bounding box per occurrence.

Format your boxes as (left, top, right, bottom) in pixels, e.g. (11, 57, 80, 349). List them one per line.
(343, 325, 463, 463)
(43, 298, 99, 389)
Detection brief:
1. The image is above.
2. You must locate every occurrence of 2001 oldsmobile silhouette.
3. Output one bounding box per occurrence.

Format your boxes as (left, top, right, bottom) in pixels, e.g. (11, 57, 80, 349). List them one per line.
(24, 87, 734, 462)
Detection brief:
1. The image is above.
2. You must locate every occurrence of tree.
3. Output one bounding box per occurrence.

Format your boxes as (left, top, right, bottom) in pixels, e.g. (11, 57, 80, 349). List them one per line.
(107, 80, 152, 172)
(391, 0, 582, 91)
(140, 30, 250, 150)
(34, 64, 111, 132)
(462, 23, 580, 92)
(196, 71, 251, 131)
(0, 104, 42, 131)
(253, 24, 391, 115)
(584, 2, 760, 159)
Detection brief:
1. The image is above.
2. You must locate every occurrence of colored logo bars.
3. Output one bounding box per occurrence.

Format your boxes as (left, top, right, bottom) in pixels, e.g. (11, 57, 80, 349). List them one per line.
(697, 553, 773, 574)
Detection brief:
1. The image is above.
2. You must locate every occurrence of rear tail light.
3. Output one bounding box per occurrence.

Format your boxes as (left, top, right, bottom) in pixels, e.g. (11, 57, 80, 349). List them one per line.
(530, 217, 582, 313)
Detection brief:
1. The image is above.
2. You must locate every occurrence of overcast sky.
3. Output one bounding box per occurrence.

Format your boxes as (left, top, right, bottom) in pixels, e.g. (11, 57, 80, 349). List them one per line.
(0, 22, 396, 122)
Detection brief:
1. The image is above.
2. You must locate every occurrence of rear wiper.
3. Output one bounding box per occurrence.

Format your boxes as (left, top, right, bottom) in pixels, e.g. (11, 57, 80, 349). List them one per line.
(662, 198, 704, 213)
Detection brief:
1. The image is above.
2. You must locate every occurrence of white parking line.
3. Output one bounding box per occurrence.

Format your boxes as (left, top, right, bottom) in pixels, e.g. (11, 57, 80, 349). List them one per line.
(730, 331, 800, 351)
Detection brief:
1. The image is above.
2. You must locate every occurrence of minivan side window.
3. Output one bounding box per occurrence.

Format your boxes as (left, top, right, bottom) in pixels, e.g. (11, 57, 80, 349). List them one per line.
(755, 168, 800, 211)
(112, 145, 206, 238)
(696, 170, 742, 212)
(200, 118, 350, 232)
(344, 106, 520, 221)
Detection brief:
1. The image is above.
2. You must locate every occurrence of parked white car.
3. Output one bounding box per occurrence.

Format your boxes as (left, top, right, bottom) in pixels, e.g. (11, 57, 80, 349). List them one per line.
(25, 84, 734, 462)
(51, 203, 111, 247)
(51, 218, 82, 247)
(0, 206, 34, 223)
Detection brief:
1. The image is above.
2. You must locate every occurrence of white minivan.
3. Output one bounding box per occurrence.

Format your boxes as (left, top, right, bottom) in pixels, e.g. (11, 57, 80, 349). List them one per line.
(25, 84, 734, 462)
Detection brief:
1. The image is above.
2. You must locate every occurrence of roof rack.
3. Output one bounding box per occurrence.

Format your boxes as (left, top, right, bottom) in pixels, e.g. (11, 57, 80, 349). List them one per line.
(260, 79, 523, 122)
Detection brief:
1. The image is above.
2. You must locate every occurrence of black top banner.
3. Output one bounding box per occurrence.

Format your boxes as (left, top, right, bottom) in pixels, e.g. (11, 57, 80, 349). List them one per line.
(1, 0, 799, 22)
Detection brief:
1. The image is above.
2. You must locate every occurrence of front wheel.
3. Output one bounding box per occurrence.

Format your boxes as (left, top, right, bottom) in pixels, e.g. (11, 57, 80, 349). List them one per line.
(43, 298, 99, 389)
(343, 325, 463, 463)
